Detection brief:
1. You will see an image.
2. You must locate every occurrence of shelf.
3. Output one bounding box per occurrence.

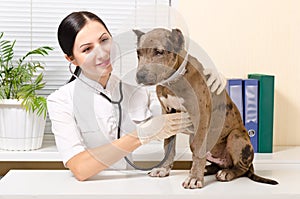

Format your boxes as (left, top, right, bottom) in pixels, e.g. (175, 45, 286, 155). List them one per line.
(1, 135, 300, 165)
(0, 136, 61, 162)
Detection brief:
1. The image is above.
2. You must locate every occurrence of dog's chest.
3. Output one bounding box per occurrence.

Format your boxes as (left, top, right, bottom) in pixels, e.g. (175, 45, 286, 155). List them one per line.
(159, 94, 187, 113)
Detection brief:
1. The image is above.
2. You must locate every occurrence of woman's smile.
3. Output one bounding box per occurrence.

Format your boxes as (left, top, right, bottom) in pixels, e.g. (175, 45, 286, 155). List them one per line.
(96, 59, 111, 68)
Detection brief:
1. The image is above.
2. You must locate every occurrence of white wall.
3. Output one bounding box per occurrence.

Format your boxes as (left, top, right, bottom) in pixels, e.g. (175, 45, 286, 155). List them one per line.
(178, 0, 300, 146)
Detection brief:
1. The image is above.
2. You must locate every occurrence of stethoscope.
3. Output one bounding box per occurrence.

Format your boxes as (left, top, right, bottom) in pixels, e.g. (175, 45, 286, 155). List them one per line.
(69, 63, 174, 171)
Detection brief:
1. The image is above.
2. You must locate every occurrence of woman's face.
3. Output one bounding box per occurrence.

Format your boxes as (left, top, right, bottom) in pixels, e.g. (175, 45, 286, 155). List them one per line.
(71, 20, 112, 83)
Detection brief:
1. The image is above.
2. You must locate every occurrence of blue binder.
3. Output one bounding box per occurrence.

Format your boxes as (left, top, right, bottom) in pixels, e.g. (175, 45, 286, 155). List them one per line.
(226, 79, 244, 122)
(243, 79, 259, 152)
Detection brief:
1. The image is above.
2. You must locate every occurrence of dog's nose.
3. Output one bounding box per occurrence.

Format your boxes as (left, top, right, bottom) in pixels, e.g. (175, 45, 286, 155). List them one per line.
(136, 69, 148, 84)
(136, 69, 156, 85)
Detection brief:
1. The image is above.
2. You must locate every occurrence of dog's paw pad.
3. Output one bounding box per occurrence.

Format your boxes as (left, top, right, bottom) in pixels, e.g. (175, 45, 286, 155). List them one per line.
(148, 168, 170, 177)
(182, 176, 204, 189)
(216, 170, 234, 181)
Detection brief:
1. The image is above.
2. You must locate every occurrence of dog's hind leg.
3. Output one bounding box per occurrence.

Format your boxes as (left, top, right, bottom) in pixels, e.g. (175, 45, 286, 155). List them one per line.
(216, 129, 254, 182)
(148, 135, 176, 177)
(204, 163, 221, 176)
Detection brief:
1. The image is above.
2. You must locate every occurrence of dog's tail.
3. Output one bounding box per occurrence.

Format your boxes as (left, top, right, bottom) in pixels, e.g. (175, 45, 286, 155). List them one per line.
(246, 164, 278, 185)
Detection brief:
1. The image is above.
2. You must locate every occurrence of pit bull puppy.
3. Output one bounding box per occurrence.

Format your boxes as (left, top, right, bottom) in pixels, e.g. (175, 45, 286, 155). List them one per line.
(134, 28, 278, 189)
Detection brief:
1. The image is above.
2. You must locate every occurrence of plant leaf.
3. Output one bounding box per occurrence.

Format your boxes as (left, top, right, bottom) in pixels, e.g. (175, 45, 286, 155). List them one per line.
(0, 32, 53, 117)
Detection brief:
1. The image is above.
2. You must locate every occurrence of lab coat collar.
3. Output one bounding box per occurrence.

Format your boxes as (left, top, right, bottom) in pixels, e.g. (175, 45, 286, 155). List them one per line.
(78, 73, 121, 98)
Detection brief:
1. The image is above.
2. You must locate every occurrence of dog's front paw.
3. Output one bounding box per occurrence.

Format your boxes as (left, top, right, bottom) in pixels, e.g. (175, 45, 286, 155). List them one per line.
(148, 167, 170, 177)
(182, 175, 204, 189)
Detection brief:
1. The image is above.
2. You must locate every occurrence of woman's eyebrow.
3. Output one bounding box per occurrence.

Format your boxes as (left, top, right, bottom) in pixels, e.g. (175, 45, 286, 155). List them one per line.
(99, 33, 107, 40)
(79, 33, 107, 48)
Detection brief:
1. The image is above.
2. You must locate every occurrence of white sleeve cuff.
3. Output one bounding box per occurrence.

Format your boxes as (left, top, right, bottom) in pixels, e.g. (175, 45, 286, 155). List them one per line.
(60, 145, 85, 167)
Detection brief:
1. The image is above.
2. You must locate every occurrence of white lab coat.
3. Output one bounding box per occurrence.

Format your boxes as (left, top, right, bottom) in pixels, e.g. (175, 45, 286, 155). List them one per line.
(47, 73, 159, 169)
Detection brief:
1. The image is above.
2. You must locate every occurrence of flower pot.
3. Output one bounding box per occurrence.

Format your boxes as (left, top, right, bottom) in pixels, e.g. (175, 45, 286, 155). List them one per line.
(0, 99, 46, 151)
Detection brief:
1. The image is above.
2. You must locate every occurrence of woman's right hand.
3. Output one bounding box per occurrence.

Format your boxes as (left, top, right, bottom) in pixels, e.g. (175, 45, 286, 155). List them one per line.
(136, 112, 193, 145)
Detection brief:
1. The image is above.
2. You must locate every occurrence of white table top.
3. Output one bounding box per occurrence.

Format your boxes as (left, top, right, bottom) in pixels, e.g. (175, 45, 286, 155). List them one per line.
(0, 165, 300, 199)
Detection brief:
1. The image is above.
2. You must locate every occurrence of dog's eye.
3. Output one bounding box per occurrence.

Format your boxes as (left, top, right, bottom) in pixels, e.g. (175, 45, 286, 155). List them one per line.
(154, 48, 164, 56)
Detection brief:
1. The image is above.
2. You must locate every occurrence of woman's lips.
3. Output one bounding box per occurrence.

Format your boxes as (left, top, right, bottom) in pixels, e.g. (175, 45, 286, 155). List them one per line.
(97, 59, 111, 68)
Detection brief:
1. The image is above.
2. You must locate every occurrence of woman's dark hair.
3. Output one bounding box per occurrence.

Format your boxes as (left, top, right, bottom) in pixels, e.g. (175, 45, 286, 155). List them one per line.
(57, 11, 111, 83)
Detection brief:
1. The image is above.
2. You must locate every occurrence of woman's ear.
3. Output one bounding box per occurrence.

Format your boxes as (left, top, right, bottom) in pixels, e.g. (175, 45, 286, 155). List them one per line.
(65, 54, 77, 65)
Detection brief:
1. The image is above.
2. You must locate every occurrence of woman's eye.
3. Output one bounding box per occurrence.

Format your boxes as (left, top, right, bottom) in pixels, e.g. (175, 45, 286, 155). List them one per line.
(101, 38, 109, 43)
(82, 47, 91, 53)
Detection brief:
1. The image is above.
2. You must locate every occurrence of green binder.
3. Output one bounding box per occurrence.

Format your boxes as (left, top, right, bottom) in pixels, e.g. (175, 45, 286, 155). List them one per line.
(248, 74, 275, 153)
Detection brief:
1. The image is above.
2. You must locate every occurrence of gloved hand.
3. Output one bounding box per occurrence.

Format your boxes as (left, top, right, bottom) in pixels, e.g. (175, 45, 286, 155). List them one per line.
(136, 112, 193, 145)
(203, 68, 227, 95)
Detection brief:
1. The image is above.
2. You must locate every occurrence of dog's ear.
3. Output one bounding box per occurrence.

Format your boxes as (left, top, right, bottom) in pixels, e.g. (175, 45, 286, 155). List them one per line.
(171, 28, 184, 52)
(133, 29, 145, 43)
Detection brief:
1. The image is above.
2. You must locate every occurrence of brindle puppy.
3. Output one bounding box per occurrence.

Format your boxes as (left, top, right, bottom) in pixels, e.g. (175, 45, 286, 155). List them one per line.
(134, 28, 278, 189)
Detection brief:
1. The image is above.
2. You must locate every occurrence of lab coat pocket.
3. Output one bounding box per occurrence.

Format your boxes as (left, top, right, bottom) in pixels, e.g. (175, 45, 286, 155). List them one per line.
(95, 115, 118, 141)
(79, 116, 117, 148)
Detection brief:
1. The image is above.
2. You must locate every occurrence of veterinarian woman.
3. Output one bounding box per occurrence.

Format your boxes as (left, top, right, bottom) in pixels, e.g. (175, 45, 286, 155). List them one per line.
(47, 11, 226, 181)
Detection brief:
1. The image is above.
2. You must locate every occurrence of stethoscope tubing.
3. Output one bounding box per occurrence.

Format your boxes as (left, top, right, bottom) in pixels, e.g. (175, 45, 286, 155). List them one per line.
(68, 63, 174, 171)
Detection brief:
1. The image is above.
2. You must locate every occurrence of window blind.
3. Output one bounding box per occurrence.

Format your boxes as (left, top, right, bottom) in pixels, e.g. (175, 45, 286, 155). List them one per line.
(0, 0, 175, 133)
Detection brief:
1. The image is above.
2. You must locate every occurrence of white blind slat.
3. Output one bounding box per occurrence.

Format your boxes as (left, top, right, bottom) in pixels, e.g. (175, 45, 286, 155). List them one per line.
(0, 0, 174, 133)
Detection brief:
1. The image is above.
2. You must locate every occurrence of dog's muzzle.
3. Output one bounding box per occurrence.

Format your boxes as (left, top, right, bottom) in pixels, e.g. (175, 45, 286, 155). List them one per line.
(136, 68, 157, 85)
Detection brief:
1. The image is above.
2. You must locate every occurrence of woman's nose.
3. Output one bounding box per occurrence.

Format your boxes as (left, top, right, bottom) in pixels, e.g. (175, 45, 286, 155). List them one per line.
(94, 45, 110, 61)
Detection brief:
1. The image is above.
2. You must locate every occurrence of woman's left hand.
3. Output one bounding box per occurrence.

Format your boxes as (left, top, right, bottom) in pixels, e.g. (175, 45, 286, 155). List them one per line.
(203, 68, 227, 95)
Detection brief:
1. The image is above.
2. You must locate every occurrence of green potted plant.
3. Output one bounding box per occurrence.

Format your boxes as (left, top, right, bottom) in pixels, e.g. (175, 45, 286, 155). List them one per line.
(0, 32, 53, 151)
